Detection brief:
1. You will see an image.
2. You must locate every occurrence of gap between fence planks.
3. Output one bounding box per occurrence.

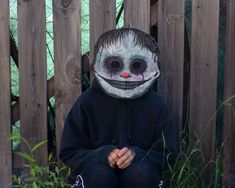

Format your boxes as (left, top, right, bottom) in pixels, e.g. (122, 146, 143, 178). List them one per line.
(18, 0, 48, 167)
(124, 0, 150, 33)
(222, 0, 235, 187)
(0, 0, 12, 186)
(157, 0, 185, 142)
(190, 0, 219, 183)
(53, 0, 82, 156)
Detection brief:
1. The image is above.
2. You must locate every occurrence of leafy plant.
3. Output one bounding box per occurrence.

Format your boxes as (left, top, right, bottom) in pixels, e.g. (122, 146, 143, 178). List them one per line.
(10, 133, 71, 188)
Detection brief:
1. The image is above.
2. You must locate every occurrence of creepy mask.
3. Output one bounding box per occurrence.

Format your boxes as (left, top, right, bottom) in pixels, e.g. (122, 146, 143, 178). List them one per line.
(93, 28, 160, 99)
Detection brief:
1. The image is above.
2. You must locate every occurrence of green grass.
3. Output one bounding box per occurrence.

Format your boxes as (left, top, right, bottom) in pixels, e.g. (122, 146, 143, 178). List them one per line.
(166, 95, 235, 188)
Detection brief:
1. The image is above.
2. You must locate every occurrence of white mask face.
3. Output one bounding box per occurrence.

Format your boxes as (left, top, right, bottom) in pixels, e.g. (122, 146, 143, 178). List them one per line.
(94, 30, 160, 99)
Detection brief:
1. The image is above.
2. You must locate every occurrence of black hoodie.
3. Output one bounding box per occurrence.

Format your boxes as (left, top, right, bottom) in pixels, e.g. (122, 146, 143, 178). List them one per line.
(59, 79, 177, 179)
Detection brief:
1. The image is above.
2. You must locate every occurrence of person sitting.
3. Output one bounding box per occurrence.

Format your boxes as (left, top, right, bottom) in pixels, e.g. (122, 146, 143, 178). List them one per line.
(59, 28, 178, 188)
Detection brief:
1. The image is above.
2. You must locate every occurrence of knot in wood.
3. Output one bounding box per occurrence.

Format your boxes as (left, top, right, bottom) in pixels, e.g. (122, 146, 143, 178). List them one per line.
(61, 0, 72, 8)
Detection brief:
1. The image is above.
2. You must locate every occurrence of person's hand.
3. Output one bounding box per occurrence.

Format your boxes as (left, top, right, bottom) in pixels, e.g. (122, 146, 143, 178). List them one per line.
(116, 147, 135, 169)
(108, 148, 120, 168)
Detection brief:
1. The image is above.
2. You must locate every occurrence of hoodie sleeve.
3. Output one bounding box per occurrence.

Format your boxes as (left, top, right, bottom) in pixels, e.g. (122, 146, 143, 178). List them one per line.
(130, 101, 178, 172)
(59, 98, 116, 172)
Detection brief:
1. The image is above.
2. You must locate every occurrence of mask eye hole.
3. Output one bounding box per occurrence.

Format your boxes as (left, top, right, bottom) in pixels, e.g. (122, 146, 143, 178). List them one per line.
(132, 61, 141, 69)
(130, 58, 147, 75)
(104, 56, 123, 73)
(111, 61, 120, 69)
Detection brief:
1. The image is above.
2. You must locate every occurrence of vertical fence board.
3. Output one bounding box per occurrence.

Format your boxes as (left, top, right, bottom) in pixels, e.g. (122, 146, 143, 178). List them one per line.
(157, 0, 185, 136)
(0, 0, 12, 186)
(53, 0, 82, 154)
(18, 0, 47, 166)
(223, 0, 235, 187)
(190, 0, 219, 181)
(124, 0, 150, 33)
(89, 0, 116, 64)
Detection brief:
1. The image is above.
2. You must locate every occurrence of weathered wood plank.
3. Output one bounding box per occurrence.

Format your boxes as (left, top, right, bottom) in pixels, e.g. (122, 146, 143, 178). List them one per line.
(0, 0, 12, 186)
(124, 0, 150, 33)
(89, 0, 116, 66)
(222, 0, 235, 187)
(11, 77, 54, 124)
(157, 0, 185, 136)
(190, 0, 219, 182)
(53, 0, 82, 154)
(18, 0, 47, 166)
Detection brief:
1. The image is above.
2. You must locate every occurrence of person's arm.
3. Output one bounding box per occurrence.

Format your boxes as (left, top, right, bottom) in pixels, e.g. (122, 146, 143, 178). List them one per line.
(59, 99, 116, 172)
(130, 102, 178, 171)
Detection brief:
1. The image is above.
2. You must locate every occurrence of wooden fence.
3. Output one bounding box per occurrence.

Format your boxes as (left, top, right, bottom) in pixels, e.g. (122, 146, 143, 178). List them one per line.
(0, 0, 234, 187)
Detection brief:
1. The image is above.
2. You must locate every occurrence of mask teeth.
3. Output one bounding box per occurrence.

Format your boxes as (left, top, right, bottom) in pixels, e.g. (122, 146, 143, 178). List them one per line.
(107, 80, 146, 90)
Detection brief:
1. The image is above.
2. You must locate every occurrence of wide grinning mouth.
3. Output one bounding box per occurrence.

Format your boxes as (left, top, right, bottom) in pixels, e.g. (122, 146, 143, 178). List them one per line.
(102, 77, 148, 90)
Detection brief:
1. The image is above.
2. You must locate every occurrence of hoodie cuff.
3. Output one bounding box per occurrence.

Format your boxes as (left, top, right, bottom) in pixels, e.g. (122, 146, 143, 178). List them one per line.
(98, 145, 116, 164)
(128, 146, 145, 161)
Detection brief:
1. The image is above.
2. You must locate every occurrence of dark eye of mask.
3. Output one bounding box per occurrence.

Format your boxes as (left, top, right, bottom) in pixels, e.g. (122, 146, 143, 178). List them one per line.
(130, 58, 147, 75)
(104, 56, 124, 73)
